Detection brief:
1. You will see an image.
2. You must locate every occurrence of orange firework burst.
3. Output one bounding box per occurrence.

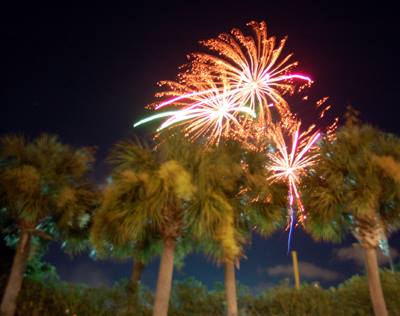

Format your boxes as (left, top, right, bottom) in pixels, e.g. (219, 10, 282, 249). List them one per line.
(267, 123, 320, 250)
(175, 21, 312, 125)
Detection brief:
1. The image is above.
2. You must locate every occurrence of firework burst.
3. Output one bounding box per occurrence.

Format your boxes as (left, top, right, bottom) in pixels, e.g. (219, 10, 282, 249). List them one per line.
(267, 123, 320, 250)
(175, 21, 312, 125)
(135, 76, 256, 144)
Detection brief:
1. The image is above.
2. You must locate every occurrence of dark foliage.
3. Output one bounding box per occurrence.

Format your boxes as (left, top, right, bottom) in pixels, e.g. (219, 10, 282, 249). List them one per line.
(3, 270, 399, 316)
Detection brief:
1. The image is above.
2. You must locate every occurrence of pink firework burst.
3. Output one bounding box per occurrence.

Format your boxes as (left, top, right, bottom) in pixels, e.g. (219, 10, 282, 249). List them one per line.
(267, 123, 320, 250)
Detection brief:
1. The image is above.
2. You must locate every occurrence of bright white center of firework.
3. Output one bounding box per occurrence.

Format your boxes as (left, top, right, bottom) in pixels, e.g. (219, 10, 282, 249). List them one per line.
(246, 80, 261, 95)
(284, 167, 294, 175)
(214, 103, 229, 118)
(250, 81, 259, 89)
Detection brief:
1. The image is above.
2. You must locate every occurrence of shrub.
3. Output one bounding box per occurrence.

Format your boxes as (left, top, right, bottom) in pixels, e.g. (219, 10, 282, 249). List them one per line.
(4, 269, 400, 315)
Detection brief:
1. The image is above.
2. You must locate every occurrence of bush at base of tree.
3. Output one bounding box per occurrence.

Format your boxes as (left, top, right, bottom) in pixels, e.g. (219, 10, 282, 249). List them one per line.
(3, 270, 400, 316)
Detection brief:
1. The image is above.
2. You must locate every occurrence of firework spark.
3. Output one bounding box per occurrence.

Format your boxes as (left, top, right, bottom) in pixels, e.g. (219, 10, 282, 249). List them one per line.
(267, 124, 320, 250)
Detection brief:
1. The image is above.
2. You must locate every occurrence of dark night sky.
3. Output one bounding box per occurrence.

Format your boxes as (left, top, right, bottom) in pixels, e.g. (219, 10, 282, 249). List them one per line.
(1, 1, 400, 290)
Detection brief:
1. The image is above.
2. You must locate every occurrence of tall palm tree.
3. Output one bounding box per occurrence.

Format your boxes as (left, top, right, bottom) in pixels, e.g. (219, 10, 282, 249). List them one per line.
(99, 133, 196, 316)
(188, 141, 244, 316)
(191, 141, 286, 316)
(91, 166, 162, 287)
(0, 134, 96, 316)
(303, 121, 400, 316)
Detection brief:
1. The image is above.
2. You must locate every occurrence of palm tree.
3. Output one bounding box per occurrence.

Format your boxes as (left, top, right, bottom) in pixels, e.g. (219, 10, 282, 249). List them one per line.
(92, 207, 193, 288)
(0, 134, 96, 316)
(191, 141, 286, 316)
(303, 120, 400, 316)
(91, 174, 162, 287)
(98, 134, 196, 316)
(188, 141, 243, 316)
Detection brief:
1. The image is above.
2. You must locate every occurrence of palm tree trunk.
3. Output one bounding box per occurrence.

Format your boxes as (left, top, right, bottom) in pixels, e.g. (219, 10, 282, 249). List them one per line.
(0, 230, 31, 316)
(363, 247, 388, 316)
(224, 259, 238, 316)
(152, 237, 176, 316)
(131, 260, 145, 285)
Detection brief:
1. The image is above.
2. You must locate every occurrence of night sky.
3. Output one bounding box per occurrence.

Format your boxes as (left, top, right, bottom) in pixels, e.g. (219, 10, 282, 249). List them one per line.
(1, 1, 400, 291)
